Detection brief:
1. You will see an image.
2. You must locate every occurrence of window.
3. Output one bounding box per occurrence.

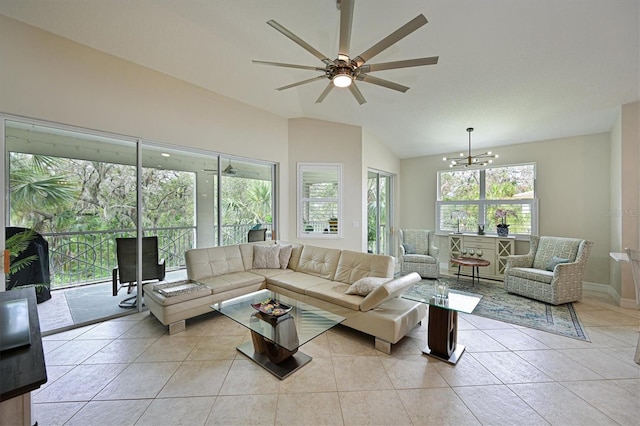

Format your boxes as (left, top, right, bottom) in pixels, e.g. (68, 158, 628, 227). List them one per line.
(436, 163, 537, 237)
(298, 163, 342, 238)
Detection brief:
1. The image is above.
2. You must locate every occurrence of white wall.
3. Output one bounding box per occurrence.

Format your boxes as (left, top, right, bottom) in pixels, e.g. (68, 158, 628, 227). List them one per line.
(0, 14, 291, 239)
(400, 132, 612, 286)
(287, 118, 364, 250)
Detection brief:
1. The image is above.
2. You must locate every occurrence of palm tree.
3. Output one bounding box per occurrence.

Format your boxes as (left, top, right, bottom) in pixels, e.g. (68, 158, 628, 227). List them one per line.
(10, 153, 77, 232)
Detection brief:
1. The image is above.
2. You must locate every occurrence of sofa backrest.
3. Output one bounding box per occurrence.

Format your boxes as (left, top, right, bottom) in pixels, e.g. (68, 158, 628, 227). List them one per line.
(295, 245, 342, 280)
(333, 250, 394, 284)
(185, 245, 244, 280)
(284, 243, 304, 270)
(400, 229, 432, 256)
(532, 236, 583, 270)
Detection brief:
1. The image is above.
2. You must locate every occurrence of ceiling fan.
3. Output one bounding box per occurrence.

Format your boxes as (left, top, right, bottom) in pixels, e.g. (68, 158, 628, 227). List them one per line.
(253, 0, 438, 105)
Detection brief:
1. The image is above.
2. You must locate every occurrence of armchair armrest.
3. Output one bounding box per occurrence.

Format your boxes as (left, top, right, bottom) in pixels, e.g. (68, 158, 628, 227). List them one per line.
(429, 244, 439, 258)
(551, 239, 593, 280)
(506, 254, 534, 269)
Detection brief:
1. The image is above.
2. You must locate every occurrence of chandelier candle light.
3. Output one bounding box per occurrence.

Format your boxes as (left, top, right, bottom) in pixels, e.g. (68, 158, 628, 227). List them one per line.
(443, 128, 498, 168)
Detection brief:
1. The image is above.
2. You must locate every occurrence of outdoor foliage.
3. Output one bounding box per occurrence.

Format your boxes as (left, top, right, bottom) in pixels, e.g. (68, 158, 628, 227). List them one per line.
(438, 164, 535, 234)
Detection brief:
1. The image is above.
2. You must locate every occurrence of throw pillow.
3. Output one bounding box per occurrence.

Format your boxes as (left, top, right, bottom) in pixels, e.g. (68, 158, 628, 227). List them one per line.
(278, 244, 293, 269)
(345, 276, 390, 296)
(253, 244, 281, 269)
(546, 256, 570, 271)
(402, 243, 416, 254)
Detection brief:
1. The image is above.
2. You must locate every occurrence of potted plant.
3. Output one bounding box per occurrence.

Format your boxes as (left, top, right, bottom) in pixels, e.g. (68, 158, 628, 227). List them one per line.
(495, 209, 516, 237)
(6, 228, 51, 302)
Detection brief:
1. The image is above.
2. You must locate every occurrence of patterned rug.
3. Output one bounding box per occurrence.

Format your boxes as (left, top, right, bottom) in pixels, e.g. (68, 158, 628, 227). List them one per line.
(404, 277, 589, 341)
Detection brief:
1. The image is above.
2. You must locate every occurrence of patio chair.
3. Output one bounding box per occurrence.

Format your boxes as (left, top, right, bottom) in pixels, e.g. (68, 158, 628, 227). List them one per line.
(248, 228, 267, 242)
(112, 236, 166, 307)
(625, 247, 640, 364)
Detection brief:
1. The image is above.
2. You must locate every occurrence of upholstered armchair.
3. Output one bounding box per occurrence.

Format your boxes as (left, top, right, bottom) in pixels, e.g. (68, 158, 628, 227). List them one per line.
(399, 229, 440, 279)
(504, 235, 593, 305)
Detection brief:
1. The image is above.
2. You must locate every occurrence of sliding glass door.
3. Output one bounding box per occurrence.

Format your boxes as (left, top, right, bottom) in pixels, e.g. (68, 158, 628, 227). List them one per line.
(3, 115, 277, 333)
(367, 170, 393, 255)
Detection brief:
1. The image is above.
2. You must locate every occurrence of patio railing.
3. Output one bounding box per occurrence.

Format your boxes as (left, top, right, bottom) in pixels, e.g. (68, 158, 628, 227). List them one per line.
(41, 223, 272, 289)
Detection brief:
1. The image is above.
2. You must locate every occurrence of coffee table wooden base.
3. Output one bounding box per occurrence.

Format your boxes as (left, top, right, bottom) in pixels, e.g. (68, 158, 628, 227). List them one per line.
(237, 341, 312, 380)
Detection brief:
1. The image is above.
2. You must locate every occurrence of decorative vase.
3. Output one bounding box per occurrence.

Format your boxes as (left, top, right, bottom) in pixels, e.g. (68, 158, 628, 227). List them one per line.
(497, 225, 509, 237)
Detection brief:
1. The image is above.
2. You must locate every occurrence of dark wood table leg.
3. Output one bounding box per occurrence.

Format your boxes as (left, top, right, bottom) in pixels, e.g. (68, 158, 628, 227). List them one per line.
(456, 264, 461, 282)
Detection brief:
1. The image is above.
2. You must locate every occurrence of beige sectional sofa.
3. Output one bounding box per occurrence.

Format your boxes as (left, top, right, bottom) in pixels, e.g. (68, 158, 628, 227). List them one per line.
(144, 242, 425, 353)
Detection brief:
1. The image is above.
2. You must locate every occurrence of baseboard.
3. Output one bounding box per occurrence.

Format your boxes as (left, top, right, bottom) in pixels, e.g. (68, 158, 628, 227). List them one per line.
(582, 281, 640, 309)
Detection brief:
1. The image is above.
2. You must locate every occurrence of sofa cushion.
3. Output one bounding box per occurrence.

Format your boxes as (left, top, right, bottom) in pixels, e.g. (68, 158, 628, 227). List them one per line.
(532, 237, 581, 271)
(296, 245, 342, 280)
(402, 243, 416, 254)
(546, 256, 570, 271)
(278, 244, 293, 269)
(507, 267, 554, 284)
(186, 245, 244, 281)
(267, 271, 332, 294)
(281, 243, 304, 271)
(304, 281, 363, 310)
(333, 250, 394, 284)
(197, 271, 265, 294)
(253, 244, 281, 269)
(345, 277, 390, 296)
(239, 242, 275, 270)
(402, 254, 437, 264)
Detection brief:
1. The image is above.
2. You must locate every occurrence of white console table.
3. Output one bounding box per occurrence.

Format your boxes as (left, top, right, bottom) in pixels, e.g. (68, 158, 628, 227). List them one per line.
(448, 234, 515, 280)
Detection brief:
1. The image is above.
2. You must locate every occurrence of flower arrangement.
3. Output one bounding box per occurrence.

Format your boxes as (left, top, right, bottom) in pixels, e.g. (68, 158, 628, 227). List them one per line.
(495, 209, 516, 228)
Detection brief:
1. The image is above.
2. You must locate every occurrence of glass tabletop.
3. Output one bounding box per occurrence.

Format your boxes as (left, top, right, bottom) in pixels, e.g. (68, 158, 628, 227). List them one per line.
(403, 287, 482, 314)
(211, 289, 345, 351)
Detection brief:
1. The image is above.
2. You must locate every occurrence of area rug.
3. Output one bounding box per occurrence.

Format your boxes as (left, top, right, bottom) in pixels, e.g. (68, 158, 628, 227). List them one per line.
(404, 278, 589, 341)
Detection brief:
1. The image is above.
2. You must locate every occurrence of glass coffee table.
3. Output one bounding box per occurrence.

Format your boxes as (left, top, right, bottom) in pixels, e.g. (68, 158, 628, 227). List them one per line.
(211, 289, 345, 379)
(404, 287, 482, 364)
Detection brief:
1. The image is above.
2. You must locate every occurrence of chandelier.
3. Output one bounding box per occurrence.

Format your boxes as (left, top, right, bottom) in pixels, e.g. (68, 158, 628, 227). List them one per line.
(443, 127, 498, 168)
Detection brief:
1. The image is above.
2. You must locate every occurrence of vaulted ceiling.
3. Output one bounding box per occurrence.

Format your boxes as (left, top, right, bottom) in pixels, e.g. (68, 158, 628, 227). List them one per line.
(0, 0, 637, 158)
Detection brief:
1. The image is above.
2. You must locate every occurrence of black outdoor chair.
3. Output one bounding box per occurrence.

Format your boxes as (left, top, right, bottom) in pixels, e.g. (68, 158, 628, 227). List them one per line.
(247, 228, 267, 242)
(112, 236, 165, 307)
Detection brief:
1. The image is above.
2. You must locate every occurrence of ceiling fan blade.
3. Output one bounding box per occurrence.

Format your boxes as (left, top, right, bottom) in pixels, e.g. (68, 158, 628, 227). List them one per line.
(353, 14, 428, 67)
(252, 60, 326, 71)
(276, 75, 327, 91)
(267, 20, 333, 66)
(338, 0, 355, 58)
(360, 56, 439, 72)
(358, 74, 410, 93)
(348, 83, 367, 105)
(315, 83, 334, 103)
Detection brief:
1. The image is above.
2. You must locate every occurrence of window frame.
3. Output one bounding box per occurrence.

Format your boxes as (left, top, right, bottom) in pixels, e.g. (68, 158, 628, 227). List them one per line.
(436, 163, 538, 238)
(297, 162, 342, 239)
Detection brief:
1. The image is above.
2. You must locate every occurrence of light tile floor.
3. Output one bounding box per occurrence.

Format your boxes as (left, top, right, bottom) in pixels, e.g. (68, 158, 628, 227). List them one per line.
(33, 290, 640, 425)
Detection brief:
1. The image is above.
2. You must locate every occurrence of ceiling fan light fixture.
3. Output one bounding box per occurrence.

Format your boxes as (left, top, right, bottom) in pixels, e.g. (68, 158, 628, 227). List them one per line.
(333, 73, 353, 88)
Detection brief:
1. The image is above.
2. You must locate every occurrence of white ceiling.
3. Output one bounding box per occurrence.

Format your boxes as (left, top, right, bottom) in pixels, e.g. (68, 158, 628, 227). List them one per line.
(1, 0, 638, 159)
